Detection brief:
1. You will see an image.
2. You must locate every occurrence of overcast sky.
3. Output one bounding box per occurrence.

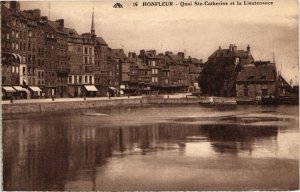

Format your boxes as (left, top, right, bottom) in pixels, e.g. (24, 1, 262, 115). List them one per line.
(21, 0, 298, 83)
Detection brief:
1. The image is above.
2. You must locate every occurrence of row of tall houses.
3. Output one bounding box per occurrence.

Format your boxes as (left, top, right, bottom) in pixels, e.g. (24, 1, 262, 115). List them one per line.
(1, 1, 204, 99)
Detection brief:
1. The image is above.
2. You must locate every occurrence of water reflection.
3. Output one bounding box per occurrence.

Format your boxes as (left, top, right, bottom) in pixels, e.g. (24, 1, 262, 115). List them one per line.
(2, 106, 298, 190)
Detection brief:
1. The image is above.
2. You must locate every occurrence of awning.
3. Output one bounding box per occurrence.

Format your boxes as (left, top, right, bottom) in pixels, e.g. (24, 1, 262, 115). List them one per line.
(16, 54, 22, 62)
(109, 87, 117, 91)
(12, 53, 18, 60)
(84, 85, 98, 92)
(2, 86, 16, 92)
(29, 86, 42, 92)
(13, 86, 28, 92)
(23, 79, 28, 86)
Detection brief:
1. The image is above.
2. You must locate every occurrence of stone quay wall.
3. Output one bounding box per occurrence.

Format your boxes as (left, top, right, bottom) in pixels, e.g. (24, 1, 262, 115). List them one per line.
(2, 96, 205, 115)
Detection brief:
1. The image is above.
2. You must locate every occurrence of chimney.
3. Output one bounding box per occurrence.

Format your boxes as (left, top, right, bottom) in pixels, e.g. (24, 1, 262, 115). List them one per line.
(56, 19, 64, 28)
(140, 50, 145, 56)
(165, 51, 172, 56)
(32, 9, 41, 19)
(247, 44, 250, 53)
(10, 1, 20, 12)
(233, 44, 237, 52)
(147, 50, 156, 56)
(219, 46, 221, 50)
(178, 52, 185, 59)
(132, 52, 136, 58)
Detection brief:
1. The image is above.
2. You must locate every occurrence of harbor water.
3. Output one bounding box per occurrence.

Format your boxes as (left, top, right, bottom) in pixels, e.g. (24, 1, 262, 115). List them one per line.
(2, 104, 299, 190)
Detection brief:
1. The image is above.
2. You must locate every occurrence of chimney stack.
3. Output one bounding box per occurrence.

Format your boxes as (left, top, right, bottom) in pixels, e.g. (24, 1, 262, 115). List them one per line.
(233, 44, 237, 52)
(178, 52, 185, 59)
(10, 1, 20, 12)
(56, 19, 64, 28)
(247, 44, 250, 53)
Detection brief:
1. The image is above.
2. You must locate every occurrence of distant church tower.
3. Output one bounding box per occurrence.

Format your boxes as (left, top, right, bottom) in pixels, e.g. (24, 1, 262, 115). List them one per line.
(91, 7, 96, 40)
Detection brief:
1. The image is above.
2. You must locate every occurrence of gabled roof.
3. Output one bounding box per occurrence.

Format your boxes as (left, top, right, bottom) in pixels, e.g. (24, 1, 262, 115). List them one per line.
(136, 59, 150, 70)
(64, 27, 79, 35)
(236, 64, 276, 82)
(96, 37, 107, 46)
(47, 20, 66, 34)
(208, 49, 253, 60)
(112, 49, 127, 61)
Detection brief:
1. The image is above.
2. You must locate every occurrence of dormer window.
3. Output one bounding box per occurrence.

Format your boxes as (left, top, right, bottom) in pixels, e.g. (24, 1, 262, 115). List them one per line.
(261, 74, 267, 80)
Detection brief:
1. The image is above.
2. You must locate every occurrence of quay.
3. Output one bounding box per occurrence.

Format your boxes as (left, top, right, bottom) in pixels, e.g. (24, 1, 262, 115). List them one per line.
(3, 93, 298, 115)
(2, 93, 200, 115)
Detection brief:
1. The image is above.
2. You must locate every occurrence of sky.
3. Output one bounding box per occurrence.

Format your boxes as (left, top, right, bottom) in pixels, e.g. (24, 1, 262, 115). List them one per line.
(20, 0, 299, 84)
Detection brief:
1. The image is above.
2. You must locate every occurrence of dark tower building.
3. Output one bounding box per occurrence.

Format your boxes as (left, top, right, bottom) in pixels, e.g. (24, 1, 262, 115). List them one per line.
(199, 44, 254, 97)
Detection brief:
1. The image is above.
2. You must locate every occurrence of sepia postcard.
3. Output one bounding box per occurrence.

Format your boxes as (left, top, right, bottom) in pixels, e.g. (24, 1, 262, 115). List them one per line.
(1, 0, 299, 191)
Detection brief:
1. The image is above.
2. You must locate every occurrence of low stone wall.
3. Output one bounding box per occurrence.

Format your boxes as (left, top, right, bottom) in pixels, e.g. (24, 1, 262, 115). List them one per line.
(2, 97, 203, 115)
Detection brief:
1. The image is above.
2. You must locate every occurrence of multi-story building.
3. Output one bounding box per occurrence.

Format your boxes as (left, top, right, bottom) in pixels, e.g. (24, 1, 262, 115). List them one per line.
(165, 52, 190, 93)
(20, 9, 45, 97)
(184, 56, 204, 92)
(65, 27, 84, 97)
(138, 50, 165, 93)
(46, 19, 69, 97)
(120, 52, 139, 95)
(200, 44, 254, 96)
(94, 37, 109, 96)
(1, 2, 27, 99)
(236, 63, 276, 102)
(136, 57, 151, 95)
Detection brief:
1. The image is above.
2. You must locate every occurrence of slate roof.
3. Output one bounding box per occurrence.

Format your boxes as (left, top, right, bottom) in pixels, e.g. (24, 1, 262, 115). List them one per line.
(112, 49, 127, 61)
(95, 37, 107, 46)
(64, 27, 79, 36)
(236, 64, 276, 82)
(136, 59, 150, 70)
(47, 20, 66, 34)
(208, 49, 253, 60)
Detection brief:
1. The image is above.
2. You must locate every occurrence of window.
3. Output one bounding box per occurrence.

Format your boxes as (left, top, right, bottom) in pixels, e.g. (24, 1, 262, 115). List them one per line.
(69, 76, 72, 83)
(74, 76, 78, 83)
(262, 88, 268, 96)
(23, 67, 26, 74)
(165, 79, 169, 84)
(28, 30, 32, 37)
(152, 68, 158, 74)
(89, 48, 92, 55)
(84, 47, 88, 54)
(84, 57, 88, 64)
(12, 66, 15, 73)
(16, 67, 19, 74)
(85, 76, 88, 83)
(90, 76, 92, 84)
(244, 88, 249, 96)
(16, 32, 19, 38)
(89, 57, 92, 64)
(79, 76, 82, 83)
(261, 75, 267, 80)
(6, 33, 10, 40)
(152, 77, 158, 83)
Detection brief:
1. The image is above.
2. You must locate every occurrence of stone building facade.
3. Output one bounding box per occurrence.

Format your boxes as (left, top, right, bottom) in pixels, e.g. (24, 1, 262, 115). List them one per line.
(236, 64, 276, 101)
